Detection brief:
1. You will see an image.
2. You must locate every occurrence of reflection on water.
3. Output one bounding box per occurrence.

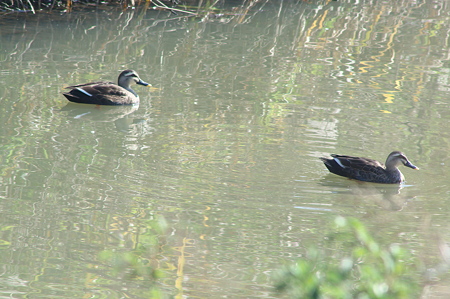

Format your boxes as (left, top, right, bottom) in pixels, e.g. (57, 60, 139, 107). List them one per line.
(1, 0, 450, 298)
(59, 103, 143, 131)
(320, 176, 416, 211)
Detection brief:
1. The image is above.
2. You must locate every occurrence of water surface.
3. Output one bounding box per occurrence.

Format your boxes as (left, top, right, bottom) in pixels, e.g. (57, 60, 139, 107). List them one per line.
(1, 0, 450, 298)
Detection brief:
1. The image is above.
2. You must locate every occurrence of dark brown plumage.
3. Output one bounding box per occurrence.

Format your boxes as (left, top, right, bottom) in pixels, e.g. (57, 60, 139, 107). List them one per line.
(63, 69, 149, 105)
(320, 151, 419, 184)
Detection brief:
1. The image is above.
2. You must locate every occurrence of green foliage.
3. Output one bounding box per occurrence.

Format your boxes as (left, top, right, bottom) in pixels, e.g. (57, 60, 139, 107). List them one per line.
(98, 215, 168, 297)
(275, 217, 419, 299)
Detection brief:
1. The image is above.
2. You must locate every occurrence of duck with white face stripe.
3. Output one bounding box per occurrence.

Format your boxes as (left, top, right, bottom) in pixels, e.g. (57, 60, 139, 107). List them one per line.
(320, 151, 419, 184)
(63, 69, 150, 105)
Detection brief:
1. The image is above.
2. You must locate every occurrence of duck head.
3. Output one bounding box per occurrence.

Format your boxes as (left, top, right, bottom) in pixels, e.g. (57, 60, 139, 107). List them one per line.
(386, 151, 419, 170)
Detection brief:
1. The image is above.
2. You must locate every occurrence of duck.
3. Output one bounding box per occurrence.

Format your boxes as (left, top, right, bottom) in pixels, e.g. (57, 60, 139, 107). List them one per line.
(320, 151, 419, 184)
(63, 69, 150, 105)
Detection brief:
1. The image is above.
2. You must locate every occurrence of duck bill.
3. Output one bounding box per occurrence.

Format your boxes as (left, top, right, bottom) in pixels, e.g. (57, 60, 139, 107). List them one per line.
(137, 80, 150, 87)
(405, 161, 419, 170)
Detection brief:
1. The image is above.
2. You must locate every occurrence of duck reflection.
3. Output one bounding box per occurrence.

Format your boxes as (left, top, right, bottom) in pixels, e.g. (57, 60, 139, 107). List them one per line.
(60, 102, 144, 131)
(320, 176, 416, 211)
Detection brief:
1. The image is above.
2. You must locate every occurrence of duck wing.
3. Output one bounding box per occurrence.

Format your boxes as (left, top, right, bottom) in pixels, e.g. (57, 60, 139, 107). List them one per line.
(322, 155, 388, 182)
(330, 154, 385, 168)
(65, 81, 113, 89)
(64, 82, 138, 105)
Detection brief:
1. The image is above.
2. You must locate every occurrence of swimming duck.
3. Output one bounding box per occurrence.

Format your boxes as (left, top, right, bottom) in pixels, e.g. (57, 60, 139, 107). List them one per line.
(320, 151, 419, 184)
(63, 69, 150, 105)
